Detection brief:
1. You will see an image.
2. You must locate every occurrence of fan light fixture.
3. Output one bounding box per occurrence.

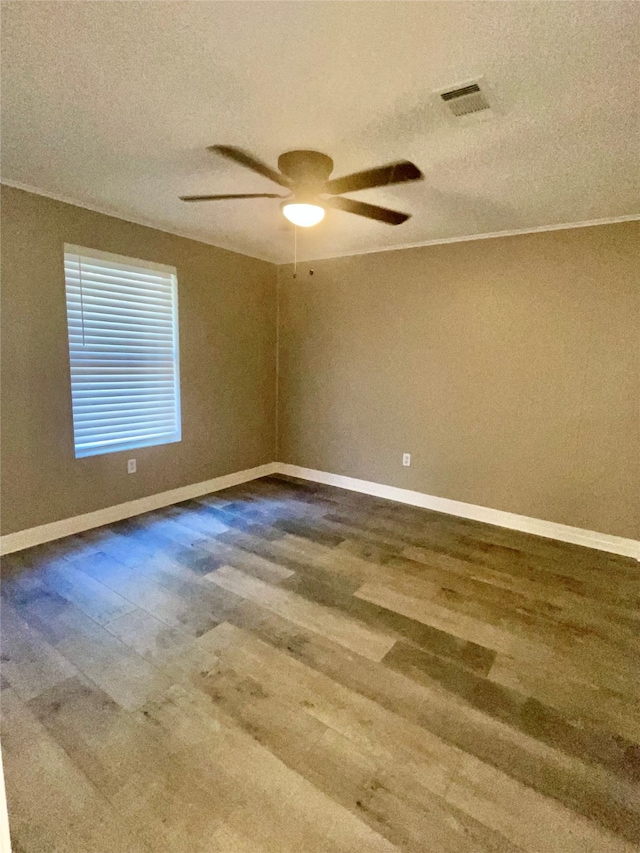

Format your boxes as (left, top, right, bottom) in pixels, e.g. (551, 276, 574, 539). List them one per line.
(282, 202, 325, 228)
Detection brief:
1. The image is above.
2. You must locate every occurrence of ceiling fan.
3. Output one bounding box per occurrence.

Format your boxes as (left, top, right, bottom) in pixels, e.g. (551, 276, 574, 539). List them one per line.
(180, 146, 423, 227)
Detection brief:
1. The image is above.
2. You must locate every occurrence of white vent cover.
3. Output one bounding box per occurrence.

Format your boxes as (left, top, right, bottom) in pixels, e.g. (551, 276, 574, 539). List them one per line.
(439, 82, 491, 117)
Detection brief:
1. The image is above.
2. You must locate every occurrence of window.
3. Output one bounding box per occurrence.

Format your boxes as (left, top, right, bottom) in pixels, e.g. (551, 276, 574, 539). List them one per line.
(64, 245, 181, 458)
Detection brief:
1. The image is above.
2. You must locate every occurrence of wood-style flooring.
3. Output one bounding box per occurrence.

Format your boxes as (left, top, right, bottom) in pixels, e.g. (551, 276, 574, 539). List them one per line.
(1, 475, 639, 852)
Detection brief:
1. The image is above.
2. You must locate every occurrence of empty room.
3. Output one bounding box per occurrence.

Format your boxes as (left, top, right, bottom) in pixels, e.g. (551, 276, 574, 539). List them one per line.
(0, 2, 638, 851)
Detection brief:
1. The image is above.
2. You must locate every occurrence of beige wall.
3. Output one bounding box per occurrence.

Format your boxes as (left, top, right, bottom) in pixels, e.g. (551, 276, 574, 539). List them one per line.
(2, 188, 637, 542)
(277, 223, 639, 540)
(1, 186, 277, 535)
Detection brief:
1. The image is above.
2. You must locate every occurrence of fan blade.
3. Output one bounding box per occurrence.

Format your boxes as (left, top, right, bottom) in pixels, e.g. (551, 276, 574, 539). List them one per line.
(326, 197, 410, 225)
(209, 145, 291, 188)
(325, 160, 422, 195)
(180, 193, 286, 201)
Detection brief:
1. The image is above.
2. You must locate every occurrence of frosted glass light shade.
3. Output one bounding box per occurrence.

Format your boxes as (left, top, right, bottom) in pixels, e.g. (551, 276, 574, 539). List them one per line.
(282, 203, 325, 227)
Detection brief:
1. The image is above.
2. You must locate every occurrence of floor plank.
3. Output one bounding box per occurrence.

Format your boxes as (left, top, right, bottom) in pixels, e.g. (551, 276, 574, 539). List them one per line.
(207, 565, 396, 661)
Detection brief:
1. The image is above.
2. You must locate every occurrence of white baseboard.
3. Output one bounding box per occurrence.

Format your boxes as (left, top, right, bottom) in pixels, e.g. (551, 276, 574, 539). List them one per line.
(2, 460, 638, 561)
(0, 462, 278, 556)
(276, 464, 640, 560)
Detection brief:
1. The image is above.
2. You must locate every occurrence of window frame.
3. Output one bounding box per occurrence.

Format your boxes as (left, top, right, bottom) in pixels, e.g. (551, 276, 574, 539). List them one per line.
(63, 244, 182, 459)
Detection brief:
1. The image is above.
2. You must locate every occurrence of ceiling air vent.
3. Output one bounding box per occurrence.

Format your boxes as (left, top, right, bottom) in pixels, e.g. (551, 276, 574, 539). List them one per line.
(439, 82, 491, 117)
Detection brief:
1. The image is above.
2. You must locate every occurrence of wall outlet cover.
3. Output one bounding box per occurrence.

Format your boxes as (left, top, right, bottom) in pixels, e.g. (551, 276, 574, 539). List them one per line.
(127, 459, 137, 474)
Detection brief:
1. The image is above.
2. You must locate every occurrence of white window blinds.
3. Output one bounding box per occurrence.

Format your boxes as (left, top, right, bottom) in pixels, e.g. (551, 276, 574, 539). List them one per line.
(64, 245, 181, 458)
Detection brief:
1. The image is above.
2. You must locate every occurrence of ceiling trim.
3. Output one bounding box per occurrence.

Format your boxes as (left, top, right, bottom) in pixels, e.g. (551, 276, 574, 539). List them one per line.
(2, 178, 637, 266)
(292, 213, 640, 264)
(0, 179, 278, 264)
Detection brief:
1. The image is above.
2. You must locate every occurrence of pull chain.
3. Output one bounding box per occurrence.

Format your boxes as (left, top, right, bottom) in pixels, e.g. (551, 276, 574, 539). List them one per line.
(293, 224, 298, 279)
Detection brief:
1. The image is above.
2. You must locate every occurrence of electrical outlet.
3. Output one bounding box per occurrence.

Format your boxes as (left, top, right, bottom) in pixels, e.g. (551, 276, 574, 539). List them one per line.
(403, 453, 411, 467)
(127, 458, 137, 474)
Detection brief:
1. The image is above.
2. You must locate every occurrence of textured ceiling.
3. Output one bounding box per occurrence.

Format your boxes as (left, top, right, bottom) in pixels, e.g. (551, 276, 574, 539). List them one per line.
(1, 1, 639, 262)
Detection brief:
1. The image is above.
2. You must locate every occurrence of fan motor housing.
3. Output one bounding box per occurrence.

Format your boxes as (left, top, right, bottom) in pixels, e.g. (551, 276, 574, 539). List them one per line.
(278, 150, 334, 184)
